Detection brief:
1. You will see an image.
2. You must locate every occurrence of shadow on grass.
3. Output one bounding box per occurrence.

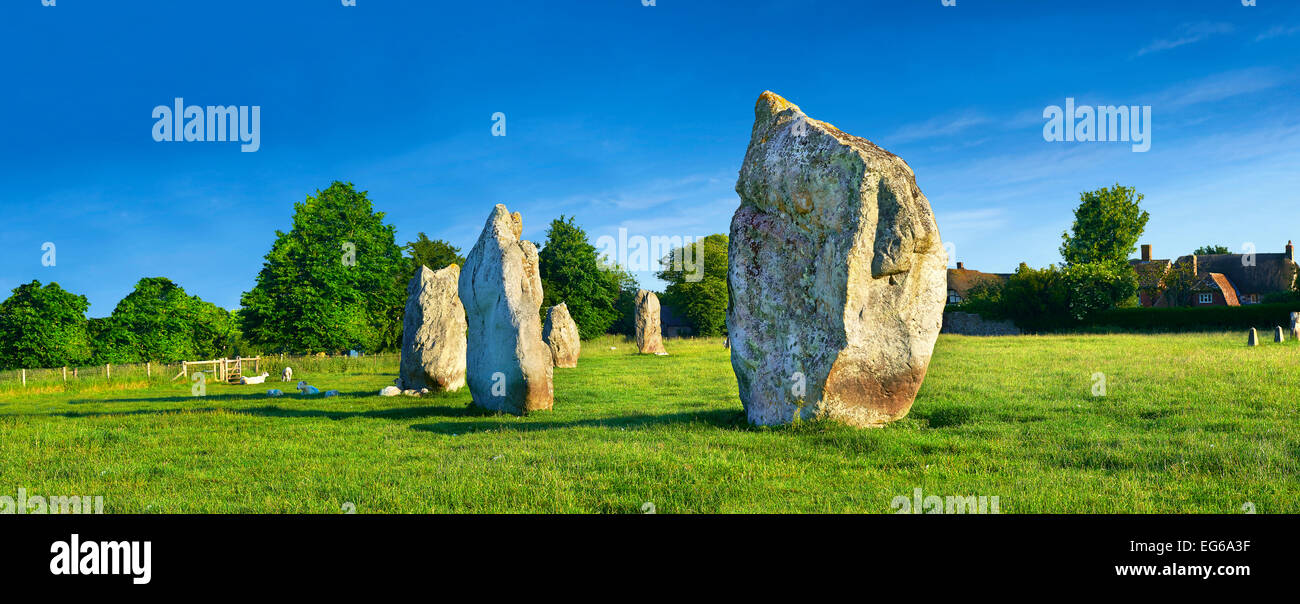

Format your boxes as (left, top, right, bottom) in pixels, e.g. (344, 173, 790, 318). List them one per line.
(21, 396, 748, 431)
(66, 390, 407, 405)
(409, 408, 747, 434)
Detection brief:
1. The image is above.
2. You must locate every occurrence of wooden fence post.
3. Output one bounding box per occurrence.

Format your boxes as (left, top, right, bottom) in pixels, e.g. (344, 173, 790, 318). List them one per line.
(106, 364, 111, 380)
(21, 369, 26, 388)
(63, 366, 67, 382)
(147, 361, 151, 378)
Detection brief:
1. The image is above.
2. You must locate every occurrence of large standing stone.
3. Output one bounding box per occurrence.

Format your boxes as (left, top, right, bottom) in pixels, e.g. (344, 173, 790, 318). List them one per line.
(399, 264, 467, 392)
(634, 289, 667, 354)
(543, 303, 581, 368)
(459, 204, 554, 414)
(1275, 326, 1285, 343)
(1248, 328, 1259, 347)
(728, 91, 946, 428)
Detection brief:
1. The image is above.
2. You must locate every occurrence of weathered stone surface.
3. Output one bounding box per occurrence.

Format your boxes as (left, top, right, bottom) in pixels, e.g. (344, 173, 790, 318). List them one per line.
(380, 386, 401, 397)
(1248, 328, 1259, 346)
(727, 91, 946, 428)
(399, 264, 467, 392)
(1275, 326, 1285, 343)
(543, 303, 581, 368)
(1291, 311, 1299, 330)
(459, 204, 554, 414)
(634, 289, 667, 354)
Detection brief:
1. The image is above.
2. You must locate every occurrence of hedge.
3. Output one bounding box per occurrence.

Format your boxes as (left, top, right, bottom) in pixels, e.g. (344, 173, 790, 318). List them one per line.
(1084, 303, 1299, 332)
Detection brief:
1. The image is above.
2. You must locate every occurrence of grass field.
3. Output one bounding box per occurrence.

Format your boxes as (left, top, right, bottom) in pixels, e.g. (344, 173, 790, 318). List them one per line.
(0, 333, 1295, 513)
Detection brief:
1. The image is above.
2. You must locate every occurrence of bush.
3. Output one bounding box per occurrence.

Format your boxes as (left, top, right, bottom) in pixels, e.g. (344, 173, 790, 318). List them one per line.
(1262, 290, 1300, 305)
(959, 261, 1136, 332)
(1088, 303, 1299, 332)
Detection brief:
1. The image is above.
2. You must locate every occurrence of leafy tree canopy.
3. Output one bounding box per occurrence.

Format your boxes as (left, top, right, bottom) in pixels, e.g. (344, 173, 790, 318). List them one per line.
(657, 233, 729, 337)
(0, 280, 92, 370)
(239, 181, 408, 354)
(1193, 244, 1230, 255)
(538, 215, 622, 339)
(1060, 184, 1150, 265)
(405, 232, 465, 272)
(92, 277, 239, 363)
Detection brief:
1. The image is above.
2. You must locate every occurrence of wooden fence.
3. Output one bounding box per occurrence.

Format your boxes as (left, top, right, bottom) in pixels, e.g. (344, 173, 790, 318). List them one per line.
(0, 353, 396, 391)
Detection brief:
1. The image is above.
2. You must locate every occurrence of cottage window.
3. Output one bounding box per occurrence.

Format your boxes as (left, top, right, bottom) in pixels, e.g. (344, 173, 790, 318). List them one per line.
(948, 290, 961, 304)
(1198, 293, 1212, 304)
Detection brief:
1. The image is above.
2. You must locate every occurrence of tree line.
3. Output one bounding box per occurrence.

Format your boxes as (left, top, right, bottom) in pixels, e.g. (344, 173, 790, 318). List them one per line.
(0, 182, 731, 370)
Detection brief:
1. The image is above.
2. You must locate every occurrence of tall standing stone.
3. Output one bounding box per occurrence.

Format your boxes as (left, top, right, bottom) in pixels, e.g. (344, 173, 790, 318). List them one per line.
(1248, 328, 1259, 347)
(459, 204, 554, 414)
(543, 303, 581, 368)
(399, 264, 467, 391)
(634, 289, 667, 354)
(728, 91, 946, 428)
(1275, 326, 1285, 343)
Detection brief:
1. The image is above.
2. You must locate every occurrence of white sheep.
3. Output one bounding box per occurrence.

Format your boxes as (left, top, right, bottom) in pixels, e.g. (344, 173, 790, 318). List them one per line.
(241, 372, 270, 385)
(267, 389, 283, 397)
(281, 366, 293, 381)
(296, 380, 320, 395)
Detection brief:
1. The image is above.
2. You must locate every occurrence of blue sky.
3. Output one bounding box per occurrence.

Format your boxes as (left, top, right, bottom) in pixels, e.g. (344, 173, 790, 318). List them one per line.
(1, 0, 1297, 316)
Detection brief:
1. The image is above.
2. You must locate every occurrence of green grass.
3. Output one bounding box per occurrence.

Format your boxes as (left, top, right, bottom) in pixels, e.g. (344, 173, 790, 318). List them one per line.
(0, 333, 1295, 513)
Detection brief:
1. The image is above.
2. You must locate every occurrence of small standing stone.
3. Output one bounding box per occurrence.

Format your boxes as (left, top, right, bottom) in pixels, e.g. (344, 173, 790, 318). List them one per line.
(1292, 312, 1299, 331)
(1248, 328, 1259, 347)
(634, 289, 667, 355)
(1275, 326, 1285, 343)
(543, 303, 581, 368)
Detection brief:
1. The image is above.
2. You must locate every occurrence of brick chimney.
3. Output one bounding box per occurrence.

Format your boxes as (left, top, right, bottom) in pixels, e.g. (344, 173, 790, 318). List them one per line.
(1287, 240, 1294, 261)
(1140, 244, 1152, 262)
(956, 262, 964, 270)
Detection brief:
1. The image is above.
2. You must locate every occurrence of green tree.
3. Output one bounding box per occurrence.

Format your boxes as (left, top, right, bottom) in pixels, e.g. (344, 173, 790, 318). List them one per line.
(1156, 262, 1200, 307)
(538, 216, 622, 339)
(1061, 261, 1138, 320)
(1060, 184, 1150, 266)
(404, 232, 465, 272)
(607, 265, 641, 336)
(239, 182, 408, 354)
(1193, 244, 1230, 255)
(0, 281, 92, 370)
(93, 277, 240, 363)
(657, 233, 729, 336)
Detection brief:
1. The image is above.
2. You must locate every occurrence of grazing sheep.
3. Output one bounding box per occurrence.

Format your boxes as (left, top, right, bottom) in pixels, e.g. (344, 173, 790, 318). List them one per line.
(296, 380, 320, 395)
(241, 372, 270, 385)
(281, 366, 293, 382)
(324, 390, 340, 397)
(267, 389, 284, 397)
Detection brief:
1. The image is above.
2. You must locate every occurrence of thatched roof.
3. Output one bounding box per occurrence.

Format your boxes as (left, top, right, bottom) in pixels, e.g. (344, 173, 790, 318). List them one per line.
(1191, 272, 1240, 305)
(1128, 259, 1171, 289)
(946, 268, 1009, 297)
(1190, 253, 1297, 294)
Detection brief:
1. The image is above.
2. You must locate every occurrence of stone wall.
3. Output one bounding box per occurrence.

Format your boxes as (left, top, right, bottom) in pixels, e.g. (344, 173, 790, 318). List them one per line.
(941, 312, 1022, 336)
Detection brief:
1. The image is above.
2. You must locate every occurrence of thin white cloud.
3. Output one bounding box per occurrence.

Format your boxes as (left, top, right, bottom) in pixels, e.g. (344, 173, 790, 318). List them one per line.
(1136, 22, 1235, 57)
(937, 208, 1008, 234)
(1140, 67, 1285, 110)
(887, 112, 992, 144)
(1256, 24, 1300, 41)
